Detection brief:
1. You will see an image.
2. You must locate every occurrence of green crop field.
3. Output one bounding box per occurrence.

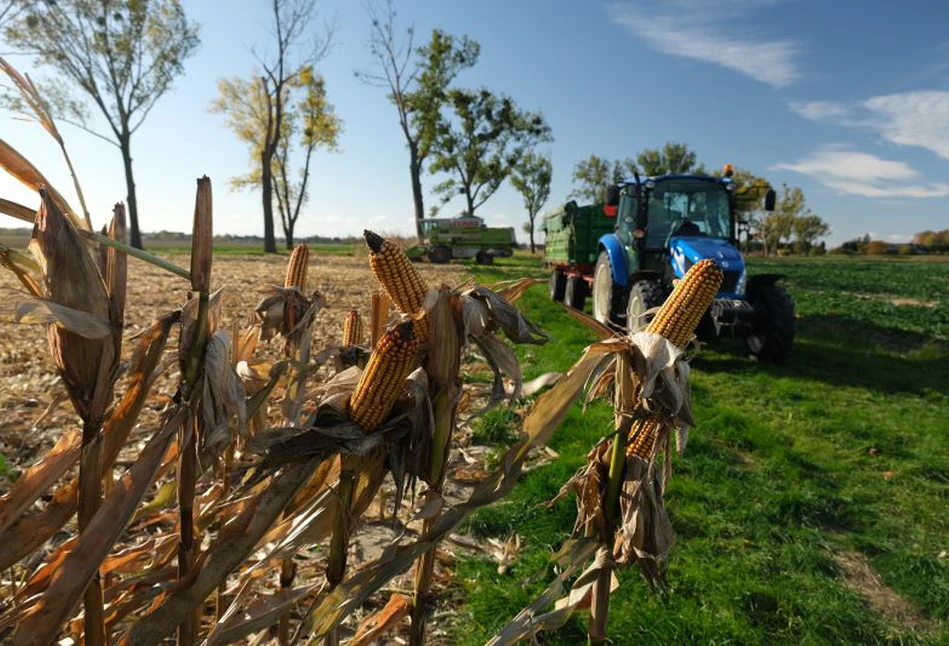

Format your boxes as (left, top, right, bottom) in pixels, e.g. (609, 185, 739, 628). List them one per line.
(449, 254, 948, 643)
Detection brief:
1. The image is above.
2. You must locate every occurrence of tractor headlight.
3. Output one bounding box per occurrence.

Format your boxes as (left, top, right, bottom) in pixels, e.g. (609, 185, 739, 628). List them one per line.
(735, 269, 747, 296)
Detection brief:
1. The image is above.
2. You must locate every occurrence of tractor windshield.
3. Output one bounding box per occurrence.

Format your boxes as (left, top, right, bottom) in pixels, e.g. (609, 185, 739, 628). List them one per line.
(644, 179, 731, 247)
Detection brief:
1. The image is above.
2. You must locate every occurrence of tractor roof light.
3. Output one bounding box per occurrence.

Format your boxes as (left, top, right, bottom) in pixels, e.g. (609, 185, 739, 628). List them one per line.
(723, 163, 734, 178)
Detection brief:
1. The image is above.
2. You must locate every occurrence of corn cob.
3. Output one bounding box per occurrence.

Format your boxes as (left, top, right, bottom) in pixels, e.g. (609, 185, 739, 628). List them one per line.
(626, 417, 661, 459)
(342, 309, 363, 346)
(349, 320, 420, 431)
(284, 244, 309, 290)
(364, 230, 428, 315)
(646, 259, 723, 348)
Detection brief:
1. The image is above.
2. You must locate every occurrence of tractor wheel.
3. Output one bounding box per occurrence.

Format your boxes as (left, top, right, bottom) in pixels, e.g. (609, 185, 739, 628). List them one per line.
(592, 252, 626, 326)
(745, 282, 795, 363)
(549, 268, 566, 302)
(626, 280, 666, 331)
(565, 275, 587, 311)
(475, 250, 494, 265)
(430, 246, 452, 265)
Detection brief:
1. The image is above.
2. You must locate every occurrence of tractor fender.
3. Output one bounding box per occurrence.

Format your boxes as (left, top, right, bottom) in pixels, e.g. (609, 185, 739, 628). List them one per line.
(747, 273, 786, 289)
(597, 234, 628, 287)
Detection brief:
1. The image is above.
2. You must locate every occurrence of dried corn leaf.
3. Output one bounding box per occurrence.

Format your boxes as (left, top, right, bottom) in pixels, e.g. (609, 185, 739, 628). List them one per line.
(12, 407, 184, 644)
(351, 593, 413, 646)
(613, 456, 674, 586)
(126, 458, 319, 644)
(0, 137, 82, 229)
(0, 313, 174, 570)
(0, 428, 80, 536)
(1, 296, 112, 337)
(491, 277, 545, 304)
(487, 542, 613, 645)
(205, 583, 320, 646)
(200, 330, 246, 462)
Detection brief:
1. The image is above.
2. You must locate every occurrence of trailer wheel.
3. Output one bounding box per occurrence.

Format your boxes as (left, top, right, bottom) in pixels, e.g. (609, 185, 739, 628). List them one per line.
(475, 250, 494, 265)
(592, 252, 626, 326)
(430, 246, 452, 264)
(565, 275, 587, 311)
(745, 282, 795, 363)
(549, 268, 566, 302)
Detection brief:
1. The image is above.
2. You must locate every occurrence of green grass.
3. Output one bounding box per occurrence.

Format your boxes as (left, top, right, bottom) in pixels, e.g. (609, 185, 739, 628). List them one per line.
(447, 255, 948, 644)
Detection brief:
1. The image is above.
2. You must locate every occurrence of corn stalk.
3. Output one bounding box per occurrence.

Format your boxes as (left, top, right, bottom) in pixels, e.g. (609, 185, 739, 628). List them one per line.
(175, 178, 213, 645)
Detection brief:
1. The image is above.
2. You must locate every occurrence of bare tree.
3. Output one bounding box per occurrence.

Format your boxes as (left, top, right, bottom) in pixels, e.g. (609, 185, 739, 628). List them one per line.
(253, 0, 333, 253)
(357, 1, 478, 242)
(4, 0, 200, 248)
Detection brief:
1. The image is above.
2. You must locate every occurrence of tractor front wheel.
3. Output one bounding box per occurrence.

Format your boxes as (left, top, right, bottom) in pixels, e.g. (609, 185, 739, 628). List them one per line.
(592, 252, 626, 326)
(549, 268, 566, 302)
(565, 275, 587, 311)
(475, 250, 494, 265)
(745, 282, 795, 363)
(430, 246, 452, 264)
(626, 280, 666, 331)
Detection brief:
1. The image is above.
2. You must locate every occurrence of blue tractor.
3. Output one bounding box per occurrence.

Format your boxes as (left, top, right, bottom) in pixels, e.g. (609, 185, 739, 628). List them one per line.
(590, 167, 795, 363)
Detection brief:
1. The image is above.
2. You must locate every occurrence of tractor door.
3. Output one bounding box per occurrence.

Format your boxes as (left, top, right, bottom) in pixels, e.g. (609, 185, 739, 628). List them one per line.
(614, 187, 640, 277)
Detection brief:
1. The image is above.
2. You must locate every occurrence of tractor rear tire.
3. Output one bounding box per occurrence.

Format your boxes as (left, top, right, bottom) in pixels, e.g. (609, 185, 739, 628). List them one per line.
(430, 246, 452, 265)
(745, 282, 795, 363)
(592, 251, 626, 326)
(549, 268, 566, 302)
(565, 275, 587, 311)
(475, 250, 494, 265)
(626, 280, 666, 331)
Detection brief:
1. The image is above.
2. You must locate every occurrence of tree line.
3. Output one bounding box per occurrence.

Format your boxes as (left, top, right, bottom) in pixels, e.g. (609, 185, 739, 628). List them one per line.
(1, 0, 556, 253)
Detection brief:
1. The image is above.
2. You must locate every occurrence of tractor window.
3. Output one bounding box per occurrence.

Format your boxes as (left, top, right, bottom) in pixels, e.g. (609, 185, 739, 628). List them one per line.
(645, 180, 730, 246)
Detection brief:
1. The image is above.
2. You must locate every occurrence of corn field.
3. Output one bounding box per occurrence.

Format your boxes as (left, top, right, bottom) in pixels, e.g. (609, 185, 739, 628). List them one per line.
(0, 59, 720, 645)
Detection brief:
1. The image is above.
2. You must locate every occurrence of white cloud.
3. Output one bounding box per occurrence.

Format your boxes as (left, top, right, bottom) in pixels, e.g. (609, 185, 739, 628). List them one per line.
(773, 147, 949, 198)
(788, 91, 949, 160)
(863, 91, 949, 159)
(611, 5, 801, 88)
(789, 100, 851, 121)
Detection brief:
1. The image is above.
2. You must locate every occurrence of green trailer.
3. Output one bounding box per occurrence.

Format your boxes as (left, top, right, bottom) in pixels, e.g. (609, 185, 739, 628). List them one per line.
(541, 200, 616, 309)
(405, 216, 515, 265)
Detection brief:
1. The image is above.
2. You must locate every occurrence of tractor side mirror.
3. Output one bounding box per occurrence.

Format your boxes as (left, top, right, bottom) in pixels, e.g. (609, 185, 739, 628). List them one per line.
(605, 184, 620, 206)
(564, 199, 578, 215)
(764, 188, 777, 212)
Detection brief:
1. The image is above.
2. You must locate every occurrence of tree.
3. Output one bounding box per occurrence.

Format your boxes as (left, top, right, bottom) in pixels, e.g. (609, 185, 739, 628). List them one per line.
(272, 69, 340, 248)
(427, 88, 551, 217)
(214, 65, 340, 250)
(758, 183, 807, 255)
(4, 0, 200, 248)
(213, 0, 332, 253)
(510, 151, 551, 253)
(636, 141, 703, 176)
(357, 3, 479, 242)
(569, 155, 636, 202)
(0, 1, 23, 29)
(792, 214, 830, 254)
(725, 167, 771, 250)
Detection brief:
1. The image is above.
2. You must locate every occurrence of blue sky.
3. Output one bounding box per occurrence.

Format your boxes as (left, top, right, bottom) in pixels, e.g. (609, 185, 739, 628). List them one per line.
(2, 0, 948, 246)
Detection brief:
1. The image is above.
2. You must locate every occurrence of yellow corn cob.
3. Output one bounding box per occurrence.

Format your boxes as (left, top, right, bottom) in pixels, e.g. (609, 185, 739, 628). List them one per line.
(349, 320, 420, 431)
(626, 417, 662, 459)
(646, 259, 723, 348)
(284, 244, 309, 290)
(364, 230, 428, 315)
(342, 309, 363, 346)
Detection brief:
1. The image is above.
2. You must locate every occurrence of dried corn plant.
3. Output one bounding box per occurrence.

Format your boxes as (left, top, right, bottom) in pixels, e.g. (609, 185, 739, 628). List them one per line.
(0, 54, 602, 643)
(488, 259, 725, 644)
